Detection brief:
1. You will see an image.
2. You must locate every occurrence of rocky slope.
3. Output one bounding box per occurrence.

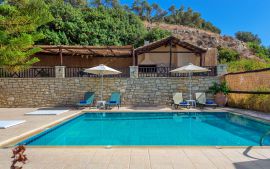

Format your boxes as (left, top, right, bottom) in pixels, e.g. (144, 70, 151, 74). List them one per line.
(145, 22, 261, 60)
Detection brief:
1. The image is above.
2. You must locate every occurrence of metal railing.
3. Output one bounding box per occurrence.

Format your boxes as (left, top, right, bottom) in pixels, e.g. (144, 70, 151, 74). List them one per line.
(0, 66, 217, 78)
(65, 67, 130, 78)
(0, 67, 55, 78)
(138, 66, 217, 77)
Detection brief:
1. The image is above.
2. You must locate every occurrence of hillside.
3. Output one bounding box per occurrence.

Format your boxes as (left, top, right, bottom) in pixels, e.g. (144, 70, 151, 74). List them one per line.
(145, 22, 262, 61)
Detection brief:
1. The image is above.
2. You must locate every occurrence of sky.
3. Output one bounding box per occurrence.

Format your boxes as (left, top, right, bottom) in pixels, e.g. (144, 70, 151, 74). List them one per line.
(120, 0, 270, 46)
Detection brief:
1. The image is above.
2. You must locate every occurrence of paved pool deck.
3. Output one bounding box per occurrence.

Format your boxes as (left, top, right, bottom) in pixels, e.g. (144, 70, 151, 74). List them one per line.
(1, 147, 270, 169)
(0, 106, 270, 169)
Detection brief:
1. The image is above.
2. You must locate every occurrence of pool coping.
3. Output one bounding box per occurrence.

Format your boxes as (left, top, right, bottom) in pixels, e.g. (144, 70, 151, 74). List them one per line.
(1, 108, 270, 149)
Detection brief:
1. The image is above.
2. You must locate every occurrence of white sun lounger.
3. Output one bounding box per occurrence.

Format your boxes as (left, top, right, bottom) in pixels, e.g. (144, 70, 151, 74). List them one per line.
(25, 109, 69, 115)
(0, 120, 26, 129)
(172, 93, 190, 109)
(195, 92, 217, 108)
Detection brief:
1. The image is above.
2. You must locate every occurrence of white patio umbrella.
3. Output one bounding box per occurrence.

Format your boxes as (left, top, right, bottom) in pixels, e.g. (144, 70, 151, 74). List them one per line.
(84, 64, 121, 101)
(170, 63, 209, 100)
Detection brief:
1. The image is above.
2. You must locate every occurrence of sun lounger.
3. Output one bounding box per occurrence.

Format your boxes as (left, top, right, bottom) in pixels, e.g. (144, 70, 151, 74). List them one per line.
(106, 92, 121, 109)
(172, 93, 190, 109)
(0, 120, 25, 129)
(195, 92, 217, 108)
(25, 109, 69, 115)
(76, 92, 95, 107)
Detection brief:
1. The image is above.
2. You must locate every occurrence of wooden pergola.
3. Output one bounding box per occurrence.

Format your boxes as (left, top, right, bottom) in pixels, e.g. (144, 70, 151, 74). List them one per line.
(134, 36, 207, 67)
(36, 45, 134, 66)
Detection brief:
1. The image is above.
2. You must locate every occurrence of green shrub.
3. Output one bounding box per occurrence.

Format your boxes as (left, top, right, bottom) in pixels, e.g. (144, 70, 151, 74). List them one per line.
(228, 59, 270, 72)
(208, 82, 230, 95)
(235, 31, 261, 44)
(247, 42, 270, 62)
(218, 47, 239, 63)
(144, 28, 172, 43)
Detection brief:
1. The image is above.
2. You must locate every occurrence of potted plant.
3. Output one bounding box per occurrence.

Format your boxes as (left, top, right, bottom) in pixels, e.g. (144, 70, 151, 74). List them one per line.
(208, 82, 230, 107)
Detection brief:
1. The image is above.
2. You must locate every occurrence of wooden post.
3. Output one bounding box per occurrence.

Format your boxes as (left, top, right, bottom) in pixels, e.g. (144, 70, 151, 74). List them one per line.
(59, 46, 63, 66)
(200, 53, 203, 66)
(135, 54, 138, 66)
(169, 39, 172, 69)
(132, 47, 135, 66)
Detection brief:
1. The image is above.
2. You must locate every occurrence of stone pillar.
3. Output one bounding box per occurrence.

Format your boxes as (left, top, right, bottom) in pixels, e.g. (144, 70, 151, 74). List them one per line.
(129, 66, 138, 78)
(55, 66, 66, 78)
(217, 64, 228, 76)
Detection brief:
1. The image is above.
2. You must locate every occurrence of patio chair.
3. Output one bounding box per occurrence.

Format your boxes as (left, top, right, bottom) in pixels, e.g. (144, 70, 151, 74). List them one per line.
(76, 92, 95, 107)
(195, 92, 217, 109)
(171, 93, 190, 109)
(106, 92, 121, 109)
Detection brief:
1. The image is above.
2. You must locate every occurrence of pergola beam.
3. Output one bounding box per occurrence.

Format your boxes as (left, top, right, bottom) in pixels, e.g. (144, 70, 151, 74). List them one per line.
(36, 45, 133, 50)
(107, 46, 116, 57)
(136, 51, 198, 54)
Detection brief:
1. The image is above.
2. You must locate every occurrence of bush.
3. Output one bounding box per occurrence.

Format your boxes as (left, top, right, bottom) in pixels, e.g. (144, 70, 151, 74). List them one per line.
(228, 59, 270, 72)
(247, 42, 270, 62)
(235, 31, 261, 44)
(208, 82, 230, 95)
(218, 47, 239, 63)
(144, 28, 172, 43)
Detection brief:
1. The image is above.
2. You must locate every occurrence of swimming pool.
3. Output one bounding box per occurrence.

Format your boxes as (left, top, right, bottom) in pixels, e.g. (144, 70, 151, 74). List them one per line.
(19, 112, 270, 146)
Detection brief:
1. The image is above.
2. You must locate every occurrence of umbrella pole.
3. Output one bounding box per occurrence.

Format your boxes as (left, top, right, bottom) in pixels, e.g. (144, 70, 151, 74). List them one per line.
(189, 72, 192, 100)
(101, 73, 103, 101)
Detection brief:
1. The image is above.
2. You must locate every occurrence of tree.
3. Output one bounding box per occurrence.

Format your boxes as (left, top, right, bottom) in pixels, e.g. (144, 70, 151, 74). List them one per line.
(247, 42, 270, 62)
(39, 4, 147, 47)
(104, 0, 120, 8)
(142, 0, 152, 21)
(64, 0, 88, 7)
(0, 0, 53, 72)
(168, 5, 176, 15)
(218, 47, 239, 63)
(131, 0, 143, 18)
(235, 31, 261, 44)
(164, 5, 220, 33)
(144, 28, 171, 42)
(89, 0, 103, 7)
(83, 7, 147, 47)
(39, 1, 89, 45)
(151, 4, 167, 22)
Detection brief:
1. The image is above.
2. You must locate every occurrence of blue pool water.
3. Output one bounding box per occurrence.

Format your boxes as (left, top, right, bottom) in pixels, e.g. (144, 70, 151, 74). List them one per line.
(19, 112, 270, 146)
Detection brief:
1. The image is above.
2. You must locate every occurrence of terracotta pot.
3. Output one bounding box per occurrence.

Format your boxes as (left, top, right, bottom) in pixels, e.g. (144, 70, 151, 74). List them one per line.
(214, 92, 228, 107)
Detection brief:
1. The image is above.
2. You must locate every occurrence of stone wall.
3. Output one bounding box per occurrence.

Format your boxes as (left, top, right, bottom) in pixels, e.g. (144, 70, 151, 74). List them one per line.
(0, 77, 218, 107)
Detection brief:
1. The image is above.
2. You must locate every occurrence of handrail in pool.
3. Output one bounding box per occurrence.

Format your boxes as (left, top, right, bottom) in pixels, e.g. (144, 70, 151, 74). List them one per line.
(259, 130, 270, 146)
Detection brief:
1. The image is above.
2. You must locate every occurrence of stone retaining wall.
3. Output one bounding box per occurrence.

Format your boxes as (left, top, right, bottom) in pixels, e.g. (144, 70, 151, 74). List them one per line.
(0, 77, 218, 107)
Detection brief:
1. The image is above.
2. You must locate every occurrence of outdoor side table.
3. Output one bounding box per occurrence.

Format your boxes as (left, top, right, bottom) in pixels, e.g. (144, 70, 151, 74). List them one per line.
(186, 100, 196, 108)
(96, 101, 106, 109)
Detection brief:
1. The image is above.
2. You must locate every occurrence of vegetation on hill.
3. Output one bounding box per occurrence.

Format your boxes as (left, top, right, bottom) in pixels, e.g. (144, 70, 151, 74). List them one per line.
(218, 46, 270, 73)
(235, 31, 270, 61)
(0, 0, 221, 46)
(218, 31, 270, 72)
(235, 31, 261, 44)
(38, 0, 171, 46)
(0, 0, 268, 73)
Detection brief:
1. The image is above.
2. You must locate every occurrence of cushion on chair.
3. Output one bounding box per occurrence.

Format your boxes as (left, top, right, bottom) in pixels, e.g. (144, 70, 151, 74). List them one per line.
(180, 101, 189, 105)
(206, 100, 214, 104)
(80, 100, 87, 104)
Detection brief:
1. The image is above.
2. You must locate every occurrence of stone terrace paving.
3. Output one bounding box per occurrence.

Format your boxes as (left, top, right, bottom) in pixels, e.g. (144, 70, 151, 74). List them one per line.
(1, 107, 270, 169)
